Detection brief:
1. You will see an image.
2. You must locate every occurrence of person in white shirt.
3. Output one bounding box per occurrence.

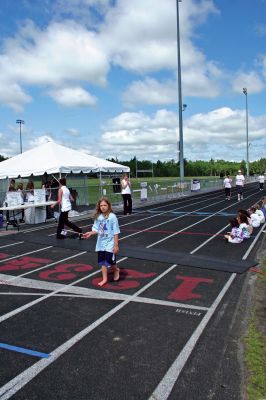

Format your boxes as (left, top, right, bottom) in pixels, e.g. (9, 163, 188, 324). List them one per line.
(121, 173, 132, 215)
(249, 207, 261, 228)
(254, 203, 265, 224)
(223, 174, 232, 200)
(235, 170, 245, 201)
(51, 177, 82, 239)
(258, 174, 265, 191)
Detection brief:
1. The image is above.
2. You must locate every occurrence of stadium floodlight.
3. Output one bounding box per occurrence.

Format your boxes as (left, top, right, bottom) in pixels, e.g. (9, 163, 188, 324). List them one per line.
(242, 88, 249, 177)
(16, 119, 25, 154)
(176, 0, 184, 182)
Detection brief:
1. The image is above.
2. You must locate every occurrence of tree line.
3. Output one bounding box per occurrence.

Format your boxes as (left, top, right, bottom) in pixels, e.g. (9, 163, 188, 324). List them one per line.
(109, 157, 266, 178)
(1, 153, 265, 178)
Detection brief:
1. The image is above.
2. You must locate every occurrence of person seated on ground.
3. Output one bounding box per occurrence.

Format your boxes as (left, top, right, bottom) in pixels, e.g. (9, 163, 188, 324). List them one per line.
(261, 196, 266, 217)
(26, 180, 35, 202)
(237, 208, 253, 235)
(254, 203, 265, 224)
(237, 213, 252, 239)
(249, 206, 261, 228)
(224, 218, 243, 243)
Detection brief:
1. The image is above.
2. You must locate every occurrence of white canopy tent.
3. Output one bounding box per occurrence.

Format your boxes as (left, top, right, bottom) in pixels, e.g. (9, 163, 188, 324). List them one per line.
(0, 141, 130, 179)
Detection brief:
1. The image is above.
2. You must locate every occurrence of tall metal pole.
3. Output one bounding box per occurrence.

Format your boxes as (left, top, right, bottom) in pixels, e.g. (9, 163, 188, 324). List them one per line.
(176, 0, 184, 182)
(16, 119, 25, 154)
(242, 88, 249, 177)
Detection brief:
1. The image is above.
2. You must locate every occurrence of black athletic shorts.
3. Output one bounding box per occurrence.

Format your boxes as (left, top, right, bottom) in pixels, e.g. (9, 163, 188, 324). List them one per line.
(98, 251, 116, 267)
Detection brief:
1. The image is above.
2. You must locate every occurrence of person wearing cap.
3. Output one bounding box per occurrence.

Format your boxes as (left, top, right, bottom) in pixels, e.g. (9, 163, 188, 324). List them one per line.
(235, 169, 245, 201)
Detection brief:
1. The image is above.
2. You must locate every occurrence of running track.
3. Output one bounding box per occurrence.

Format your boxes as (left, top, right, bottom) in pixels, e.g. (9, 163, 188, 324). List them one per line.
(0, 182, 265, 399)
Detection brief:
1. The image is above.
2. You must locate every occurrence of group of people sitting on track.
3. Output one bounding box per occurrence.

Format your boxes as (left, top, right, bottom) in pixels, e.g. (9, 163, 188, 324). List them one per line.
(224, 197, 266, 244)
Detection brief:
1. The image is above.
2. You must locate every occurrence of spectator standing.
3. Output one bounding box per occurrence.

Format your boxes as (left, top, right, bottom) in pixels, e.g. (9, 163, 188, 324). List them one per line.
(51, 177, 82, 239)
(258, 174, 265, 191)
(8, 179, 16, 192)
(223, 174, 232, 200)
(17, 183, 25, 223)
(235, 170, 245, 201)
(121, 173, 132, 215)
(26, 180, 35, 202)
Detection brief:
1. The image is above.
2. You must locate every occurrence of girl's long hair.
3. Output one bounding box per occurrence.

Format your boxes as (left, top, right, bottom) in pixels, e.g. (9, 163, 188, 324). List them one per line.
(94, 197, 113, 220)
(229, 217, 239, 228)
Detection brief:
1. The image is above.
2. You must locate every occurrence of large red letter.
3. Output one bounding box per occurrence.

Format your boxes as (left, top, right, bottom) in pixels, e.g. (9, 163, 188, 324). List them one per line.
(168, 275, 213, 301)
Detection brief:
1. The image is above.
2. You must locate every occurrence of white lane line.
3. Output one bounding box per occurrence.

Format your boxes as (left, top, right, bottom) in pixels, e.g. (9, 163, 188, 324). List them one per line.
(0, 264, 178, 400)
(190, 223, 229, 254)
(146, 189, 259, 249)
(0, 242, 25, 249)
(242, 222, 266, 260)
(0, 246, 53, 264)
(149, 273, 236, 400)
(122, 197, 227, 242)
(0, 255, 128, 323)
(0, 290, 209, 312)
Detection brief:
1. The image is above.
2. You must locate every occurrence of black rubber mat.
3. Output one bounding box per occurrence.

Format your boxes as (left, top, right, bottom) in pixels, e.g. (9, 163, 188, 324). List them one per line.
(12, 233, 257, 274)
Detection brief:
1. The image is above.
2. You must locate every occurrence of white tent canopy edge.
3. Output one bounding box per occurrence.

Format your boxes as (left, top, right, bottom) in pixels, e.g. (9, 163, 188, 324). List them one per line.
(0, 141, 130, 179)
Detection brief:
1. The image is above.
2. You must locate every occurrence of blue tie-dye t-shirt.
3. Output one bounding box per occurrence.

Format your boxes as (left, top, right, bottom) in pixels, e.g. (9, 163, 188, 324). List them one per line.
(92, 213, 120, 252)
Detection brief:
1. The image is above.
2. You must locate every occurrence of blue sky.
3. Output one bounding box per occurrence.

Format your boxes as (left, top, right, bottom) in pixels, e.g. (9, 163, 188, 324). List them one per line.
(0, 0, 265, 163)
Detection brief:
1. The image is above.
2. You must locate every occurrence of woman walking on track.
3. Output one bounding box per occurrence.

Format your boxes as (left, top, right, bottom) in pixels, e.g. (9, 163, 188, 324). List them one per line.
(235, 170, 245, 201)
(121, 173, 132, 215)
(223, 174, 232, 200)
(83, 197, 120, 287)
(51, 177, 82, 239)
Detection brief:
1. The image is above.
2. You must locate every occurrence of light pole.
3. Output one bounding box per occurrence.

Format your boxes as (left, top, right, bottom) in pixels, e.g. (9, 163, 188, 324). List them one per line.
(242, 88, 249, 177)
(16, 119, 25, 154)
(176, 0, 184, 182)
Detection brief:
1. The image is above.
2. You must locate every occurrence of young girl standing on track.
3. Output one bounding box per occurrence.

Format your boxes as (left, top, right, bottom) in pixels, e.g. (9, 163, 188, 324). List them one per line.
(83, 197, 120, 287)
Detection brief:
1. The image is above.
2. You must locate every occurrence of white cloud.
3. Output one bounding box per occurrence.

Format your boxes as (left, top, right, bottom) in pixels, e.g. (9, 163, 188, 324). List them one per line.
(231, 71, 265, 94)
(0, 20, 109, 110)
(123, 78, 178, 106)
(65, 128, 80, 136)
(98, 107, 266, 162)
(0, 78, 32, 112)
(49, 86, 97, 107)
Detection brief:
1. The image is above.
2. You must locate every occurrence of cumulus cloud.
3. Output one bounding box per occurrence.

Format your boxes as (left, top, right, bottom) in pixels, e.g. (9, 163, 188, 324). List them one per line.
(49, 86, 97, 107)
(98, 107, 266, 162)
(231, 71, 265, 94)
(0, 78, 32, 112)
(0, 20, 108, 110)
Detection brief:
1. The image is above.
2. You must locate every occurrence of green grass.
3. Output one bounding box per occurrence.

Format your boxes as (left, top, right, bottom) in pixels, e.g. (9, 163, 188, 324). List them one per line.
(244, 262, 266, 400)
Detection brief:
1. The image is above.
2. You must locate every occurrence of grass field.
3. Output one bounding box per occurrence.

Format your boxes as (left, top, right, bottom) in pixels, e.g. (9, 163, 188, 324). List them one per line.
(244, 260, 266, 400)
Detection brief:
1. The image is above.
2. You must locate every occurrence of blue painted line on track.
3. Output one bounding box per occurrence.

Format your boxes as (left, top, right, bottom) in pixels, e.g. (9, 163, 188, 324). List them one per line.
(0, 342, 50, 358)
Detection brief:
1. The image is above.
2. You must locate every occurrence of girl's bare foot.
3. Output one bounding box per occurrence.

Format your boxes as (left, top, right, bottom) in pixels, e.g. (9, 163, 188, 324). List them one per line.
(98, 279, 107, 287)
(113, 267, 120, 281)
